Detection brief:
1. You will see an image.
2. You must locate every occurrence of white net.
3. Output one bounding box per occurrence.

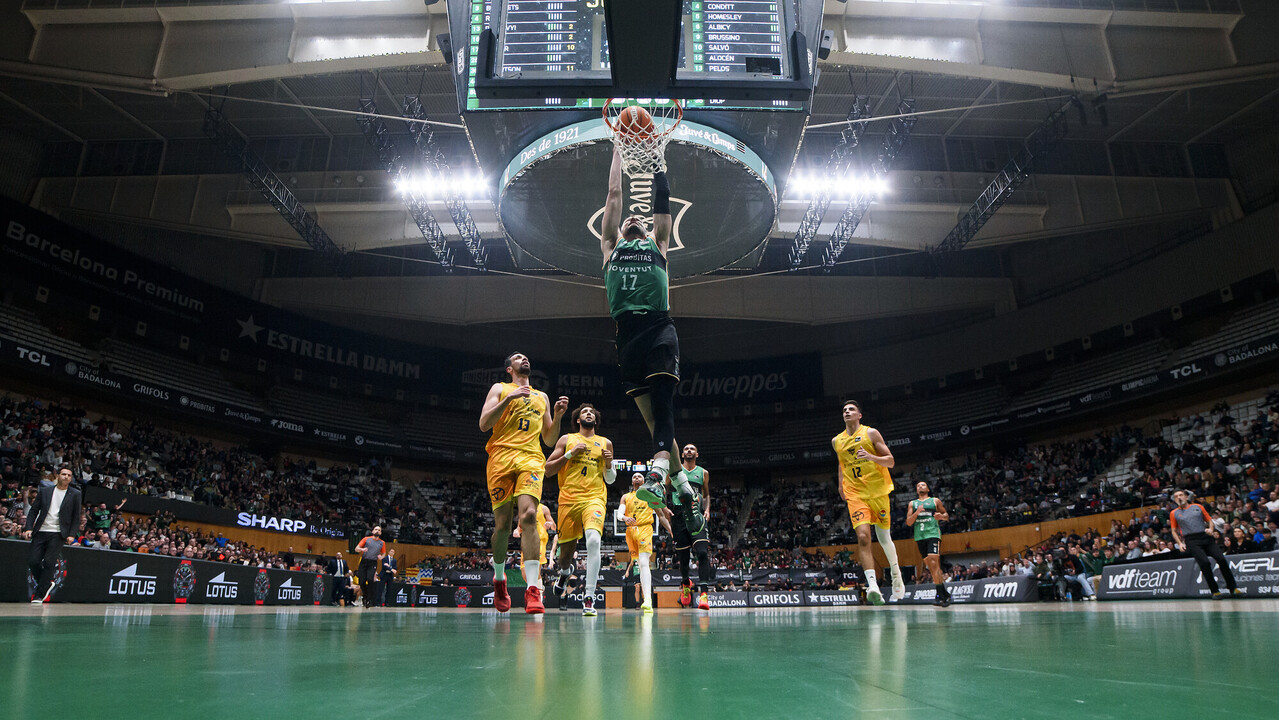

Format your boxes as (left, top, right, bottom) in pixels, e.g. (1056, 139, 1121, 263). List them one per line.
(602, 99, 683, 176)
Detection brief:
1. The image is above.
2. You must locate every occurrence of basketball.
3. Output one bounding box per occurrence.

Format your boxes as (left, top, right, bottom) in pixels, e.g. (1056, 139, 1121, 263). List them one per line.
(616, 105, 655, 139)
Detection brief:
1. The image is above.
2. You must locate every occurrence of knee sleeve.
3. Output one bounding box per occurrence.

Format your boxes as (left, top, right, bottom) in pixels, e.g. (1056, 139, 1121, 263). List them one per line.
(648, 376, 677, 455)
(638, 552, 650, 569)
(585, 529, 601, 556)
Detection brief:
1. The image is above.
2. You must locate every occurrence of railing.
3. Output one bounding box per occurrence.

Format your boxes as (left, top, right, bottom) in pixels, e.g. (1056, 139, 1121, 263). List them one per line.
(839, 0, 1241, 14)
(888, 186, 1049, 207)
(23, 0, 1243, 12)
(226, 186, 397, 206)
(23, 0, 404, 10)
(783, 186, 1049, 207)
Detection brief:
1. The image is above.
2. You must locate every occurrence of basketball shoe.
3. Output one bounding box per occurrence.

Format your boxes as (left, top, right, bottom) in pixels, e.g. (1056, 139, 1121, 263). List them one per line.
(697, 591, 709, 610)
(524, 586, 544, 614)
(494, 580, 511, 613)
(582, 595, 598, 617)
(636, 471, 667, 509)
(680, 581, 693, 607)
(681, 491, 706, 536)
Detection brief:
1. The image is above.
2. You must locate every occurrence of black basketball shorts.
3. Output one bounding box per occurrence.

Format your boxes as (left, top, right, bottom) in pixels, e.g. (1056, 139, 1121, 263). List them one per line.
(615, 311, 680, 397)
(916, 538, 941, 557)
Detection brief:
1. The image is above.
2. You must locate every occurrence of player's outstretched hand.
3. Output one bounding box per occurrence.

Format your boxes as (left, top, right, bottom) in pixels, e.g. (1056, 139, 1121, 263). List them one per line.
(553, 396, 569, 418)
(603, 447, 614, 464)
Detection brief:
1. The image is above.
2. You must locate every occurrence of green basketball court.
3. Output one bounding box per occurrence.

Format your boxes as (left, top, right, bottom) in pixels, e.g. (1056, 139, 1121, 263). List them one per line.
(1, 602, 1273, 719)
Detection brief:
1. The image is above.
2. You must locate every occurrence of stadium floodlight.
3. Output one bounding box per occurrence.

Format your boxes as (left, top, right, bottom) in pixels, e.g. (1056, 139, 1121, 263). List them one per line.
(788, 173, 889, 201)
(786, 96, 869, 269)
(355, 97, 455, 269)
(202, 108, 344, 260)
(820, 98, 916, 270)
(402, 95, 487, 269)
(393, 173, 487, 199)
(930, 97, 1077, 258)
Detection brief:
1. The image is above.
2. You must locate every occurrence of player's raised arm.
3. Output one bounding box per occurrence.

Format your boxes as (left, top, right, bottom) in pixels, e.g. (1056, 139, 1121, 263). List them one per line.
(544, 434, 574, 476)
(933, 498, 950, 522)
(542, 392, 569, 446)
(603, 439, 617, 484)
(652, 168, 673, 256)
(861, 428, 896, 469)
(479, 382, 521, 432)
(601, 145, 624, 259)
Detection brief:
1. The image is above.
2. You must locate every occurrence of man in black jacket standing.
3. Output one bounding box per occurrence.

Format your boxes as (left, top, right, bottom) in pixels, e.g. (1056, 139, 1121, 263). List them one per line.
(329, 552, 351, 606)
(21, 466, 82, 603)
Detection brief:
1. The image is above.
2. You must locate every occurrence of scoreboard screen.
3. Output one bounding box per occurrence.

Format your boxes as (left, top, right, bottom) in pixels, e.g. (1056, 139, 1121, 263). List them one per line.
(464, 0, 804, 110)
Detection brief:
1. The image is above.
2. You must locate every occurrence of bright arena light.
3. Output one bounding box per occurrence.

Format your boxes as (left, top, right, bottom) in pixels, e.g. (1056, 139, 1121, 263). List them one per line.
(394, 172, 488, 199)
(787, 173, 889, 200)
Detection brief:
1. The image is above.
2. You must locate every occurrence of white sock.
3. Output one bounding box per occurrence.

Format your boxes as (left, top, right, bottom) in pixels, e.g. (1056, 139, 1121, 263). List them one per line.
(585, 530, 602, 596)
(874, 526, 901, 581)
(670, 468, 692, 497)
(493, 560, 505, 583)
(523, 560, 540, 591)
(639, 552, 652, 605)
(865, 568, 879, 592)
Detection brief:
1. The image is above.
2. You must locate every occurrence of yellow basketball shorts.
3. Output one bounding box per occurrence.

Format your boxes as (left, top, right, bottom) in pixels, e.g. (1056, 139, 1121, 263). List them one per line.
(626, 526, 654, 556)
(486, 447, 544, 510)
(557, 499, 607, 542)
(845, 493, 891, 530)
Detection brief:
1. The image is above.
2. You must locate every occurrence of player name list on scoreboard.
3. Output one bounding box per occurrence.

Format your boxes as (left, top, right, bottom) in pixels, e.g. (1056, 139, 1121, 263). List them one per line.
(499, 0, 585, 73)
(689, 0, 784, 74)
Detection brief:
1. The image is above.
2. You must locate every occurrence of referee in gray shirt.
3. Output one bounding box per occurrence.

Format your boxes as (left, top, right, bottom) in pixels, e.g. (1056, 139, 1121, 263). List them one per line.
(1170, 490, 1240, 599)
(354, 526, 387, 608)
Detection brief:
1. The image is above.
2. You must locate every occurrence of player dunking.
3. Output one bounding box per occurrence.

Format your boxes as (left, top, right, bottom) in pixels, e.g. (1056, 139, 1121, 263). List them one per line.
(544, 403, 616, 616)
(906, 481, 951, 607)
(478, 352, 568, 614)
(832, 400, 904, 605)
(619, 472, 671, 613)
(600, 144, 704, 539)
(675, 443, 713, 609)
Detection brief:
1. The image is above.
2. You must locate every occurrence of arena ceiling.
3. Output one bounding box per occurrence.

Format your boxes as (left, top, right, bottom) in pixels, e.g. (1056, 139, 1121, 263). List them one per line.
(0, 0, 1276, 355)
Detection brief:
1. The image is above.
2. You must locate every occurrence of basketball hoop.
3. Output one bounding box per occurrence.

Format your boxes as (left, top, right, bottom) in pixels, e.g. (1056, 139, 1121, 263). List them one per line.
(603, 99, 683, 176)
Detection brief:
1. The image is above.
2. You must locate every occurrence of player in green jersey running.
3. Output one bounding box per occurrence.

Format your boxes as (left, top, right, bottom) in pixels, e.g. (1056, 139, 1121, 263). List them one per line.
(600, 144, 704, 537)
(906, 481, 952, 607)
(674, 443, 713, 609)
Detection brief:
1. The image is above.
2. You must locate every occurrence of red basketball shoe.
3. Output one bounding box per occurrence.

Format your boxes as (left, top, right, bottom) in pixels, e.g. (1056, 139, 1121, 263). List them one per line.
(525, 586, 545, 614)
(494, 580, 511, 613)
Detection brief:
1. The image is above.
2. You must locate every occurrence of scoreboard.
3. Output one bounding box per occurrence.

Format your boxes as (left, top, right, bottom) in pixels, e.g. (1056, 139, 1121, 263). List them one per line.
(462, 0, 806, 110)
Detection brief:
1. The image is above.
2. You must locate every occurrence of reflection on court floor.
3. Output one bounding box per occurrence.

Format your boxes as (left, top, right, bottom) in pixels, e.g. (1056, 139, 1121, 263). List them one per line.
(1, 603, 1274, 719)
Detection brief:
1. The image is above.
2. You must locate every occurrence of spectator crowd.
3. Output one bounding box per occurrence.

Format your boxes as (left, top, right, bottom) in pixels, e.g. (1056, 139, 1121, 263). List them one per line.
(4, 385, 1278, 597)
(0, 393, 434, 544)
